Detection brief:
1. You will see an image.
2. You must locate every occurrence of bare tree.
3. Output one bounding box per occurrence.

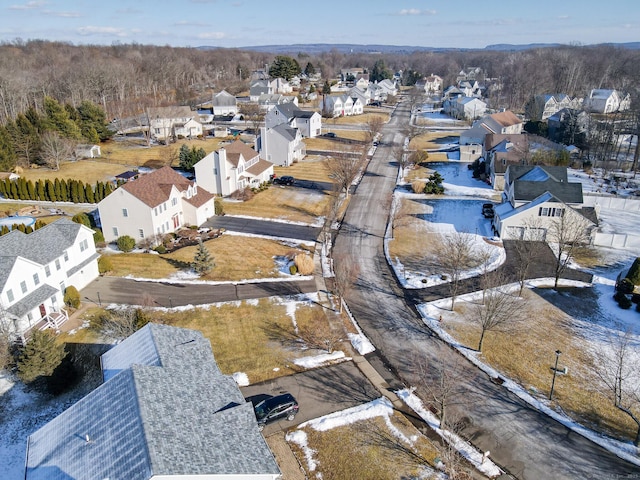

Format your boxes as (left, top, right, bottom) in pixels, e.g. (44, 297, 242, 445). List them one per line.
(326, 146, 366, 199)
(240, 102, 264, 134)
(40, 131, 75, 170)
(469, 281, 525, 352)
(365, 114, 384, 143)
(93, 308, 151, 341)
(159, 145, 179, 167)
(510, 220, 548, 295)
(434, 232, 477, 310)
(332, 252, 360, 313)
(594, 328, 640, 446)
(547, 210, 593, 289)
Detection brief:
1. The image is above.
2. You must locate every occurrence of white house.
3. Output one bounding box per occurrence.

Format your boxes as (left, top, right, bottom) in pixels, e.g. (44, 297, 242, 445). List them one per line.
(265, 102, 322, 138)
(98, 166, 215, 244)
(525, 94, 581, 121)
(493, 165, 597, 239)
(322, 94, 364, 117)
(446, 97, 487, 120)
(25, 324, 282, 480)
(258, 93, 298, 111)
(0, 218, 99, 340)
(212, 90, 238, 117)
(249, 80, 273, 101)
(195, 140, 274, 196)
(418, 74, 443, 94)
(376, 79, 398, 97)
(147, 106, 203, 142)
(473, 111, 523, 135)
(583, 89, 631, 114)
(258, 123, 306, 167)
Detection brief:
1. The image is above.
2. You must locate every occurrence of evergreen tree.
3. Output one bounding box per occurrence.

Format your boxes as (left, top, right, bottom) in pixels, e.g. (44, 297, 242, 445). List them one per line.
(0, 225, 9, 236)
(370, 59, 392, 82)
(76, 100, 113, 142)
(268, 55, 301, 81)
(72, 212, 92, 228)
(26, 180, 35, 200)
(47, 179, 56, 201)
(322, 81, 331, 94)
(9, 180, 18, 199)
(304, 62, 316, 76)
(104, 182, 113, 196)
(0, 125, 17, 171)
(179, 144, 190, 168)
(85, 183, 95, 203)
(627, 258, 640, 285)
(77, 181, 86, 203)
(0, 178, 5, 196)
(43, 96, 82, 139)
(94, 181, 104, 202)
(70, 180, 79, 203)
(35, 180, 44, 200)
(17, 329, 67, 384)
(60, 178, 68, 201)
(18, 178, 28, 200)
(34, 219, 46, 230)
(191, 238, 214, 276)
(54, 178, 62, 201)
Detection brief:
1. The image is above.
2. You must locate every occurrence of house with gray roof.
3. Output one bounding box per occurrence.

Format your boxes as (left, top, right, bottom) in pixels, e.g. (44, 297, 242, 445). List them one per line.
(257, 123, 305, 167)
(265, 102, 321, 138)
(25, 323, 282, 480)
(0, 218, 99, 339)
(493, 165, 597, 239)
(212, 90, 238, 117)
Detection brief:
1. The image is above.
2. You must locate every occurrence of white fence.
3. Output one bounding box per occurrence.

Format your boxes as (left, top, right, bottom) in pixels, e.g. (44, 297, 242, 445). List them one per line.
(583, 194, 640, 212)
(593, 232, 640, 248)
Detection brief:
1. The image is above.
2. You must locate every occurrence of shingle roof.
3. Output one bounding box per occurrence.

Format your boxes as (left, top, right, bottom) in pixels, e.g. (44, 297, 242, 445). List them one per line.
(26, 324, 281, 480)
(507, 165, 583, 204)
(246, 158, 275, 177)
(212, 90, 237, 107)
(0, 218, 84, 291)
(271, 123, 298, 142)
(222, 140, 259, 168)
(121, 166, 192, 208)
(184, 187, 215, 208)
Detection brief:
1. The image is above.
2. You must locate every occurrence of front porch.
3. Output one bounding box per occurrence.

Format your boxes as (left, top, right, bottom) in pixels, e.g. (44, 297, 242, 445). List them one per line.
(19, 308, 69, 345)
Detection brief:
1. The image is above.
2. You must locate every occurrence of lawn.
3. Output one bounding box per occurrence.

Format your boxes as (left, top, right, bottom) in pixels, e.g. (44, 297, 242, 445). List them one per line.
(325, 112, 389, 126)
(274, 155, 333, 184)
(103, 234, 312, 281)
(221, 185, 330, 224)
(409, 131, 460, 151)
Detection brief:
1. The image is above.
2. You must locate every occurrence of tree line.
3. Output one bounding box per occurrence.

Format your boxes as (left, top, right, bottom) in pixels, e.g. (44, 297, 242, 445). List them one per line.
(0, 94, 113, 172)
(0, 176, 114, 203)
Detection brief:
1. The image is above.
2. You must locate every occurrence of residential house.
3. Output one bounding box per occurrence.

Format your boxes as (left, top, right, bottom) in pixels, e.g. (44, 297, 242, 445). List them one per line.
(195, 140, 274, 196)
(474, 111, 523, 135)
(445, 97, 486, 121)
(483, 133, 530, 190)
(340, 67, 365, 84)
(271, 77, 293, 94)
(493, 165, 597, 239)
(258, 93, 298, 111)
(354, 75, 370, 90)
(456, 67, 483, 83)
(349, 86, 371, 107)
(322, 94, 363, 117)
(258, 123, 305, 167)
(457, 80, 482, 98)
(25, 323, 282, 480)
(459, 124, 490, 162)
(442, 86, 464, 101)
(265, 102, 321, 138)
(147, 106, 202, 143)
(547, 108, 589, 144)
(0, 218, 99, 340)
(98, 166, 215, 244)
(583, 89, 631, 114)
(211, 90, 238, 117)
(74, 144, 101, 159)
(250, 80, 273, 101)
(377, 79, 398, 97)
(418, 74, 443, 94)
(525, 94, 581, 121)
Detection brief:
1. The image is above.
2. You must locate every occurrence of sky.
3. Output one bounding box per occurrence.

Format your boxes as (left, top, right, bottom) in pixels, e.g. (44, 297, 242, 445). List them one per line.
(0, 0, 638, 50)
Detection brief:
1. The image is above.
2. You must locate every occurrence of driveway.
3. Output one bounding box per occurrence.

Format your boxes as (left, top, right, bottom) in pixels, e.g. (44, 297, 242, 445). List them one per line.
(241, 361, 380, 436)
(204, 215, 321, 242)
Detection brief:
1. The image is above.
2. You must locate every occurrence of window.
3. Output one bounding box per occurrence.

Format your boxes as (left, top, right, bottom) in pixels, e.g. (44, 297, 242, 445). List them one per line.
(33, 273, 40, 286)
(27, 312, 33, 323)
(20, 281, 27, 294)
(112, 227, 119, 237)
(55, 259, 61, 270)
(45, 265, 51, 277)
(122, 208, 128, 217)
(154, 207, 158, 216)
(80, 239, 89, 252)
(6, 289, 14, 303)
(172, 197, 178, 206)
(63, 251, 69, 262)
(139, 229, 144, 239)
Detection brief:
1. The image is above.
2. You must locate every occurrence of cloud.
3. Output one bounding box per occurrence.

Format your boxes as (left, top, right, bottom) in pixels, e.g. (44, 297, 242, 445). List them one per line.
(116, 7, 143, 15)
(77, 26, 128, 37)
(9, 1, 48, 10)
(44, 10, 81, 18)
(397, 8, 436, 16)
(197, 31, 226, 39)
(557, 15, 570, 20)
(175, 20, 211, 27)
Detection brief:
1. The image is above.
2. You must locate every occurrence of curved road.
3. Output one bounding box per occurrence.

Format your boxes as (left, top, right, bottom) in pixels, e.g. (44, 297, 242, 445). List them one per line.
(332, 101, 639, 479)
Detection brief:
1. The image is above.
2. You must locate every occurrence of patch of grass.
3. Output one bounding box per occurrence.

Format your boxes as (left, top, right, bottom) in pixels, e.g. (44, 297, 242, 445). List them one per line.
(439, 289, 640, 442)
(409, 131, 460, 151)
(289, 413, 439, 480)
(327, 112, 390, 126)
(274, 155, 333, 184)
(104, 235, 310, 281)
(221, 186, 330, 223)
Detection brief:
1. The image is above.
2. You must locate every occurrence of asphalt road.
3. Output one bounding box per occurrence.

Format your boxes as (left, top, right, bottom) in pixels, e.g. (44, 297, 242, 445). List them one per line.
(241, 361, 380, 436)
(332, 101, 639, 479)
(204, 215, 321, 242)
(81, 276, 317, 307)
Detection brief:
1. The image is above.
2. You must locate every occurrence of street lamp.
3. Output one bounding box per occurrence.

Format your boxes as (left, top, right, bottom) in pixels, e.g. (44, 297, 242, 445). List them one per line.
(549, 350, 562, 400)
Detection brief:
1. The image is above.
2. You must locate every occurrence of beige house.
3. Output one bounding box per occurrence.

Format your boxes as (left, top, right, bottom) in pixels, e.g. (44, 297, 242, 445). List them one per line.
(195, 140, 274, 196)
(147, 106, 203, 142)
(98, 166, 215, 244)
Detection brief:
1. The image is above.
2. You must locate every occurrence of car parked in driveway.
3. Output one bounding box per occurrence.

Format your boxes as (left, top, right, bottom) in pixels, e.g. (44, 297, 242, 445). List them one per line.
(273, 175, 295, 186)
(482, 203, 495, 218)
(253, 393, 299, 431)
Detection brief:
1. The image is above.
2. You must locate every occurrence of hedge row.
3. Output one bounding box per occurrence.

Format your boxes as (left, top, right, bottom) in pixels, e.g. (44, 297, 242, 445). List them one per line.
(0, 177, 114, 204)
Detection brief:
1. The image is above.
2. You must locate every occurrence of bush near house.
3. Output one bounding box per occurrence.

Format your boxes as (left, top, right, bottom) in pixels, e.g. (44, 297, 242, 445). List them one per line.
(116, 235, 136, 253)
(98, 255, 112, 274)
(17, 330, 67, 385)
(294, 254, 314, 275)
(63, 286, 81, 309)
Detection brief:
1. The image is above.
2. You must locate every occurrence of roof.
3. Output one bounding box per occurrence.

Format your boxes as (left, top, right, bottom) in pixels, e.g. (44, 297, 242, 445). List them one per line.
(488, 111, 522, 128)
(184, 186, 215, 208)
(270, 123, 299, 142)
(0, 218, 85, 292)
(26, 324, 281, 480)
(221, 140, 259, 168)
(245, 158, 275, 177)
(115, 170, 139, 180)
(212, 90, 236, 107)
(507, 165, 583, 204)
(120, 166, 192, 208)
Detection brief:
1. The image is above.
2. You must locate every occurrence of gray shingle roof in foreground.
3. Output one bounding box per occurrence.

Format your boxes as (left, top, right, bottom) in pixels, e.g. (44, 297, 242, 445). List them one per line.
(26, 324, 281, 480)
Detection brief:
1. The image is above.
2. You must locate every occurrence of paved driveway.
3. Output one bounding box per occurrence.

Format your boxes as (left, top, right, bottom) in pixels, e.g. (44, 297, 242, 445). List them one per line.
(204, 216, 321, 242)
(241, 361, 379, 436)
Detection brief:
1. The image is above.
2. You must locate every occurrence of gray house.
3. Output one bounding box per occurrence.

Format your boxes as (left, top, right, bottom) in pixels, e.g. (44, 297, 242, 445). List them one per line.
(25, 324, 282, 480)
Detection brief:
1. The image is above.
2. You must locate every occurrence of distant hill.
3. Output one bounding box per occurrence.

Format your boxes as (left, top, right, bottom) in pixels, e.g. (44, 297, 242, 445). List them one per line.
(198, 42, 640, 54)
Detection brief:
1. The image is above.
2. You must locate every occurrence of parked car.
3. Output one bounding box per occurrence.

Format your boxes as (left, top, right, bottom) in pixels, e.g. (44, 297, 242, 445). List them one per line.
(253, 393, 299, 431)
(273, 175, 295, 186)
(324, 132, 337, 138)
(482, 203, 495, 218)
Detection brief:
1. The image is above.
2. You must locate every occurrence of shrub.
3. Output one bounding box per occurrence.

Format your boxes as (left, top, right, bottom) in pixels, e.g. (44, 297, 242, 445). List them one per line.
(116, 235, 136, 252)
(618, 294, 633, 310)
(626, 257, 640, 285)
(411, 180, 426, 194)
(17, 330, 67, 385)
(63, 286, 81, 309)
(214, 197, 224, 215)
(289, 264, 298, 275)
(97, 256, 112, 274)
(294, 253, 315, 275)
(154, 245, 167, 254)
(71, 212, 92, 228)
(616, 278, 635, 294)
(93, 228, 104, 244)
